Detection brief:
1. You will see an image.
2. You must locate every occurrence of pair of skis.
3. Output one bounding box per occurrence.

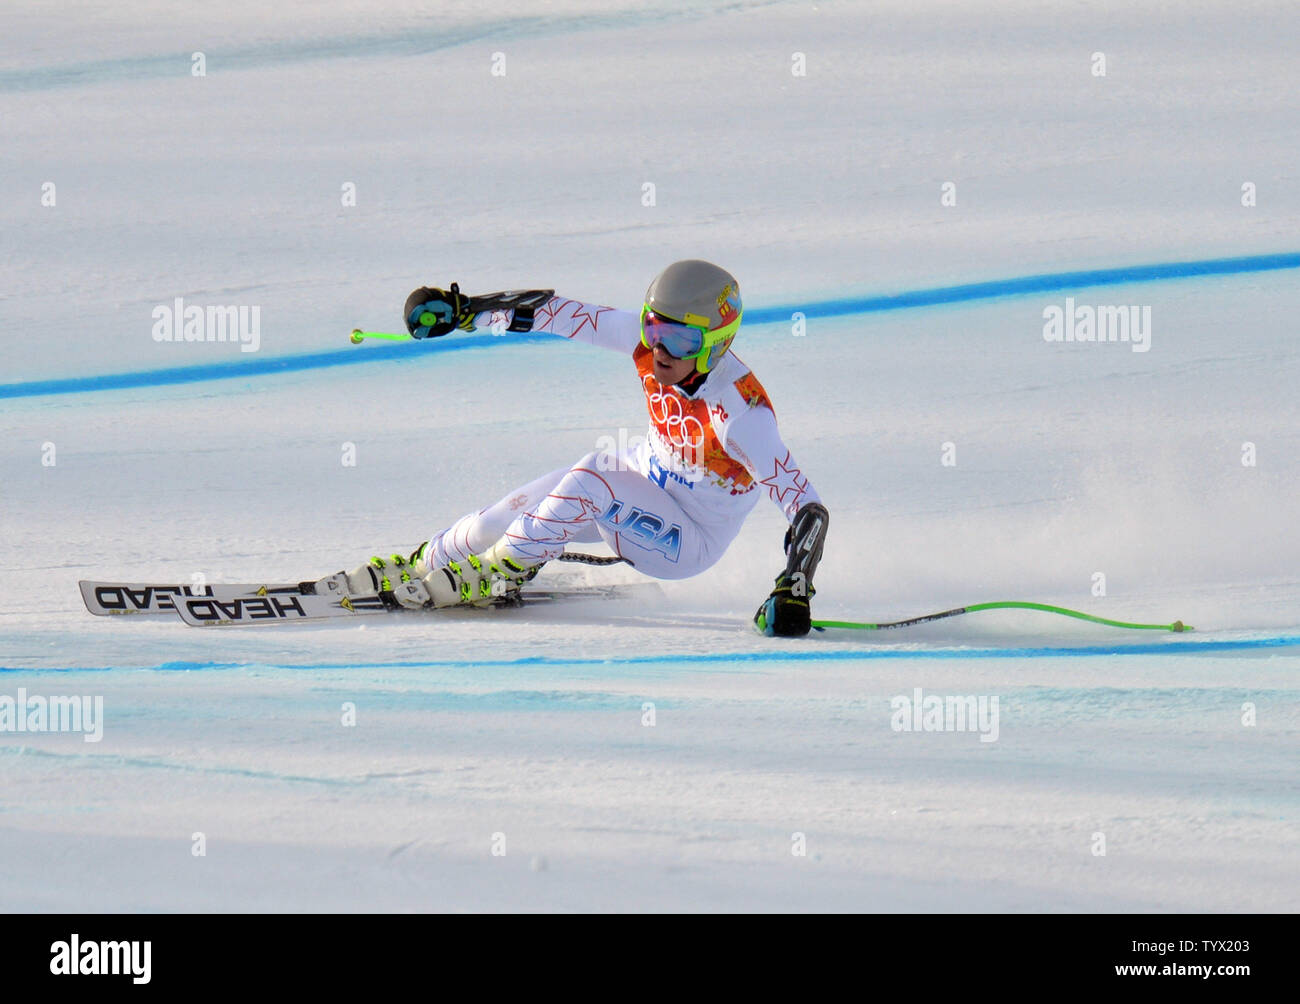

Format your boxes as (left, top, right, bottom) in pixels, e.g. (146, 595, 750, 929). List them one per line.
(79, 553, 648, 628)
(79, 578, 651, 627)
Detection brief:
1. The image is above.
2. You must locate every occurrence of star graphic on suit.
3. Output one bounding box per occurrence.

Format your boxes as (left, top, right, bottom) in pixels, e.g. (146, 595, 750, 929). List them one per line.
(760, 452, 807, 507)
(567, 303, 613, 337)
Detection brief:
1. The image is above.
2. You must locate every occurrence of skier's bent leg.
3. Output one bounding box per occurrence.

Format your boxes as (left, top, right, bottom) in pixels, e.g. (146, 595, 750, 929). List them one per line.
(322, 450, 731, 608)
(414, 452, 645, 608)
(315, 465, 588, 604)
(423, 465, 587, 569)
(415, 449, 729, 606)
(494, 451, 728, 580)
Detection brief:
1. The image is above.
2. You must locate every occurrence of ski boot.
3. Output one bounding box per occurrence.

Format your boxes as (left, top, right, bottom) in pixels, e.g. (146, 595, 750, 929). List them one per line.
(316, 539, 541, 609)
(417, 539, 543, 609)
(315, 544, 432, 608)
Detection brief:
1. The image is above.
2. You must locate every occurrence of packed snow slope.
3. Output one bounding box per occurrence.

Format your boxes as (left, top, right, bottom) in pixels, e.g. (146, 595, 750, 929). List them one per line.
(1, 0, 1297, 911)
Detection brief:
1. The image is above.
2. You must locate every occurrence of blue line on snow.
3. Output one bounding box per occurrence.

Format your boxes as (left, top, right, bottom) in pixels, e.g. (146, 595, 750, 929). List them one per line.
(3, 251, 1298, 402)
(3, 633, 1298, 673)
(742, 251, 1300, 323)
(0, 337, 511, 401)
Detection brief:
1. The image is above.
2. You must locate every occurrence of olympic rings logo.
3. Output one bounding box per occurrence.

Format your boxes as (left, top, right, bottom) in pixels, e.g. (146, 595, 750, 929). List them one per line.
(643, 378, 706, 449)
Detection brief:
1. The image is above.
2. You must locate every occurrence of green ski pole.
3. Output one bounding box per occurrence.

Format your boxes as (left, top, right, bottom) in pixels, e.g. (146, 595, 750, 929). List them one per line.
(350, 329, 413, 344)
(812, 601, 1190, 633)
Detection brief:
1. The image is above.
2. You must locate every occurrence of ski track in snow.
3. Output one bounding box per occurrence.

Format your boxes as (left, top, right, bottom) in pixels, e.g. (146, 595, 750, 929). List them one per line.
(1, 0, 1298, 912)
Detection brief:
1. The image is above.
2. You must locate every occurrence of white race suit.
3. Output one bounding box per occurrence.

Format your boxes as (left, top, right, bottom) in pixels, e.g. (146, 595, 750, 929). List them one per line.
(424, 296, 823, 580)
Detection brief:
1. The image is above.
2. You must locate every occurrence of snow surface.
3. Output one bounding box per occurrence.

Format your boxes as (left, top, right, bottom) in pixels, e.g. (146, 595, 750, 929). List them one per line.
(1, 0, 1298, 911)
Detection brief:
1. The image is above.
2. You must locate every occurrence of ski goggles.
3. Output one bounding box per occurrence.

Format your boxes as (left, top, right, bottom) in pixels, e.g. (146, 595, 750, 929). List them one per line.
(639, 305, 742, 372)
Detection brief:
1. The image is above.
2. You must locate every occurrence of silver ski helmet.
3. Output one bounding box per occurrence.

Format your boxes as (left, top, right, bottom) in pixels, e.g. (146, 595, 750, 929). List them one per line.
(641, 259, 742, 374)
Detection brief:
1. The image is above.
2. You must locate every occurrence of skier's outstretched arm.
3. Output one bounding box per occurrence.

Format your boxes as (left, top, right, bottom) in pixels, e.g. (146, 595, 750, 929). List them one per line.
(528, 296, 641, 353)
(724, 406, 829, 637)
(403, 283, 640, 354)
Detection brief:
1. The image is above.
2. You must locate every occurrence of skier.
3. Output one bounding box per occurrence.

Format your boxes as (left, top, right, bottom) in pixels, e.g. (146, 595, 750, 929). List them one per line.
(322, 260, 828, 636)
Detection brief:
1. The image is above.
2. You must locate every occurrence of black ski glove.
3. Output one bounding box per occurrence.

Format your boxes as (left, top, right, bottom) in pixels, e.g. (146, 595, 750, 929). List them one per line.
(754, 502, 829, 637)
(404, 283, 475, 338)
(404, 284, 557, 339)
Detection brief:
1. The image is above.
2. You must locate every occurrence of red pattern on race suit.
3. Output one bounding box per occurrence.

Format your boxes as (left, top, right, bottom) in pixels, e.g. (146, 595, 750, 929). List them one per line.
(633, 344, 754, 492)
(759, 450, 810, 513)
(733, 371, 770, 409)
(532, 297, 621, 344)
